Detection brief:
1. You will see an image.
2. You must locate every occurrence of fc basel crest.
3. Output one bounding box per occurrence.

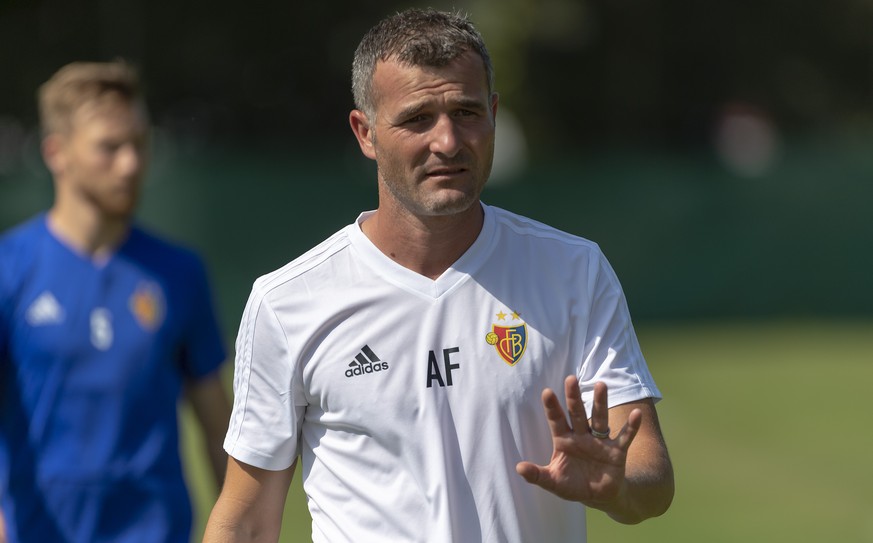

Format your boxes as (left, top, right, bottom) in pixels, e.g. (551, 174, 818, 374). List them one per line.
(485, 310, 527, 366)
(129, 281, 165, 331)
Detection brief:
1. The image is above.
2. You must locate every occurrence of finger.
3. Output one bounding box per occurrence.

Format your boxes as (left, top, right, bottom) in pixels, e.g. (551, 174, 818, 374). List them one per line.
(563, 374, 590, 433)
(541, 387, 572, 437)
(615, 407, 643, 450)
(589, 381, 610, 437)
(515, 461, 555, 492)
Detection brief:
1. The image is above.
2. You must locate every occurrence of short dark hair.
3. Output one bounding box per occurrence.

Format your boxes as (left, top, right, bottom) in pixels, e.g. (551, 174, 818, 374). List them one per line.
(351, 8, 494, 118)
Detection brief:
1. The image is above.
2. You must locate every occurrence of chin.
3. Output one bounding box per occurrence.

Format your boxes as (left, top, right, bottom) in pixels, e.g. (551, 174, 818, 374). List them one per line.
(102, 200, 138, 220)
(422, 194, 479, 216)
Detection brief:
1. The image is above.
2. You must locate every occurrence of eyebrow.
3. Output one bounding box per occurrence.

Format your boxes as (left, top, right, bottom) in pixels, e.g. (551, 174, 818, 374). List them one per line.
(395, 103, 426, 122)
(394, 96, 488, 122)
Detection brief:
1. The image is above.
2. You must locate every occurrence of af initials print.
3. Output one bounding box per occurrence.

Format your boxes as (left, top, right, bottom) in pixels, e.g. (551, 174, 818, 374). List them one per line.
(426, 347, 460, 388)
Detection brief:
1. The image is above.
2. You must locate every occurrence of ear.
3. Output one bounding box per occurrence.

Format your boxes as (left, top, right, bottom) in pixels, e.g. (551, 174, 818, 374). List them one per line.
(41, 133, 67, 176)
(491, 92, 499, 124)
(349, 109, 377, 160)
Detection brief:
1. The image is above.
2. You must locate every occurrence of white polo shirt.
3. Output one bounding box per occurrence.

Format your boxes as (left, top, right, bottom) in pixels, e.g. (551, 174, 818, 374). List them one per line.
(225, 203, 661, 542)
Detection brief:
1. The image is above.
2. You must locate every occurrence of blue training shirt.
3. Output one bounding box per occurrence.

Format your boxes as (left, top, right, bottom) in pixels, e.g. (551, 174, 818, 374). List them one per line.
(0, 214, 226, 543)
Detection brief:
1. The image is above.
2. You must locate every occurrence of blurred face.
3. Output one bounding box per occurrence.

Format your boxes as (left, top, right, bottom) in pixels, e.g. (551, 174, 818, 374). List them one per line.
(352, 51, 498, 218)
(48, 96, 149, 219)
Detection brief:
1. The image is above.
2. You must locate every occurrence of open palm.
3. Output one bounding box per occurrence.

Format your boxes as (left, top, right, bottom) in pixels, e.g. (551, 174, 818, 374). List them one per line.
(516, 377, 643, 509)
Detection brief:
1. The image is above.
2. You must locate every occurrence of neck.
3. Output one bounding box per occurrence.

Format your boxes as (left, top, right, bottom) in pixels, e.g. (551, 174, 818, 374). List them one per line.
(361, 203, 484, 280)
(47, 202, 130, 259)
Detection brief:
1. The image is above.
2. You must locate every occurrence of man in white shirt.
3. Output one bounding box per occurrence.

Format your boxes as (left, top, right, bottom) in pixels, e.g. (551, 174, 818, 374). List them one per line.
(204, 8, 674, 542)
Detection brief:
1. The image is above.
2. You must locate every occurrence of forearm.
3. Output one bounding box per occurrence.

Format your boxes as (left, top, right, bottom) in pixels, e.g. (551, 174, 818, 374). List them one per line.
(186, 372, 232, 490)
(592, 398, 674, 524)
(208, 442, 229, 489)
(203, 498, 282, 543)
(203, 457, 294, 543)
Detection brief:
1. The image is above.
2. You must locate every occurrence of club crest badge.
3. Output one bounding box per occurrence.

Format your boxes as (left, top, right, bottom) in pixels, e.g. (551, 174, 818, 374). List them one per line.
(129, 281, 165, 331)
(485, 309, 527, 366)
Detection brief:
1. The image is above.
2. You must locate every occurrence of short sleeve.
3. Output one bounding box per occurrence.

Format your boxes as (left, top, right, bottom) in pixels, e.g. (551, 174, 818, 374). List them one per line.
(223, 284, 303, 471)
(577, 248, 661, 414)
(178, 255, 226, 381)
(0, 229, 22, 367)
(0, 256, 10, 364)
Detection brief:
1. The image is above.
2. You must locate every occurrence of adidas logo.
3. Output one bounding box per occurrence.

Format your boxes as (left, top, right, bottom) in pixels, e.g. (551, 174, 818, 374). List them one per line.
(345, 345, 389, 378)
(26, 291, 65, 326)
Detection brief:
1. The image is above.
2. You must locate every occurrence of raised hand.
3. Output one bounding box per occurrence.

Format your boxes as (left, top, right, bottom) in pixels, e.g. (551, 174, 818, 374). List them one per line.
(516, 376, 643, 512)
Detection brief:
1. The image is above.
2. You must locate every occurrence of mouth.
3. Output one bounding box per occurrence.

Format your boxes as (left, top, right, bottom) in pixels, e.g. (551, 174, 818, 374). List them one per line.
(424, 166, 468, 178)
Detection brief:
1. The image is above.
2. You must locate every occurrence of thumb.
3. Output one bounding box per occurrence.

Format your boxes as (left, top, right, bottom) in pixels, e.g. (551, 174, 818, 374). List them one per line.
(516, 461, 548, 487)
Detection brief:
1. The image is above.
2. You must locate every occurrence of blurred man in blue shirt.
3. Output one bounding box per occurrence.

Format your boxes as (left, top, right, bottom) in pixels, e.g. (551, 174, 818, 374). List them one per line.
(0, 60, 231, 543)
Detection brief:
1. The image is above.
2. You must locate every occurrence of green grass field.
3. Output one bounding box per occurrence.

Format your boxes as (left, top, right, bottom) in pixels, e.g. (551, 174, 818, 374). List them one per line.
(181, 320, 873, 542)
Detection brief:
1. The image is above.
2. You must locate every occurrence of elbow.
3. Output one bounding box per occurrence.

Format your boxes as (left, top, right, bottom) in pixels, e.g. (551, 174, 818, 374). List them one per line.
(640, 461, 676, 522)
(646, 475, 675, 521)
(610, 464, 675, 525)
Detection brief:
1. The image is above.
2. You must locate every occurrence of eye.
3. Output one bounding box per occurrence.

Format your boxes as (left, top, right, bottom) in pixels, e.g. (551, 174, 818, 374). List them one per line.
(404, 114, 429, 124)
(99, 142, 122, 154)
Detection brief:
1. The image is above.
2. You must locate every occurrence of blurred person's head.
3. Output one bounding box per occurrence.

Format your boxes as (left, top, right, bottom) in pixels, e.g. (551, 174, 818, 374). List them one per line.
(351, 8, 494, 120)
(39, 60, 149, 221)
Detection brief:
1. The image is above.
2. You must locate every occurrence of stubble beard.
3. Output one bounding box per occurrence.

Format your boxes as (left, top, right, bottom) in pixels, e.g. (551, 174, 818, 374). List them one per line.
(374, 145, 495, 219)
(80, 179, 141, 221)
(379, 173, 480, 217)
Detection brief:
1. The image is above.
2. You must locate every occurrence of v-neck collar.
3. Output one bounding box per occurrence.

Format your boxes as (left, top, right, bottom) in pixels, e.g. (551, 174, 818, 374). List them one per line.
(347, 203, 498, 300)
(41, 214, 130, 270)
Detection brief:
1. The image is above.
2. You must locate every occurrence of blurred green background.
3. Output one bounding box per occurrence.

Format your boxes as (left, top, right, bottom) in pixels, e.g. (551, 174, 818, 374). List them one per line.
(180, 321, 873, 542)
(2, 0, 872, 541)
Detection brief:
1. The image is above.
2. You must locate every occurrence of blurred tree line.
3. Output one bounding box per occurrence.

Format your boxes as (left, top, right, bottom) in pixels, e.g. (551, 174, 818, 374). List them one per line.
(1, 0, 872, 322)
(1, 0, 871, 156)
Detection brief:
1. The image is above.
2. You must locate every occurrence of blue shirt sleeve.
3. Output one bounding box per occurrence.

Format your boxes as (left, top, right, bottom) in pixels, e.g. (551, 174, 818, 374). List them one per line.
(178, 253, 227, 381)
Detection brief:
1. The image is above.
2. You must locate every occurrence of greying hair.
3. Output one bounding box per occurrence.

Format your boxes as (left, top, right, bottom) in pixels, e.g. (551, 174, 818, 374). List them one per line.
(38, 59, 142, 136)
(351, 8, 494, 118)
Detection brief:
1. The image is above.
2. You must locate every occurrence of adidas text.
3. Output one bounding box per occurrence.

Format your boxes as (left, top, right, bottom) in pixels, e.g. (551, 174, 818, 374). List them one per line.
(345, 361, 389, 377)
(345, 345, 389, 378)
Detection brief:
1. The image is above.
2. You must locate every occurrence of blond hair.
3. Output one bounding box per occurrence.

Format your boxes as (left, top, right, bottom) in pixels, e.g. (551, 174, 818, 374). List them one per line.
(38, 60, 143, 135)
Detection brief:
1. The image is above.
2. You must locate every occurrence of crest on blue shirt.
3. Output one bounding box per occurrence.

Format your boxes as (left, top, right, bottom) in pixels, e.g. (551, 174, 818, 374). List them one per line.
(129, 281, 165, 331)
(485, 309, 527, 366)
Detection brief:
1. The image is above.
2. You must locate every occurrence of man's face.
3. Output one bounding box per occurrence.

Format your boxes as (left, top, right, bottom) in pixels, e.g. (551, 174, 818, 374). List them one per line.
(355, 51, 498, 218)
(50, 97, 149, 219)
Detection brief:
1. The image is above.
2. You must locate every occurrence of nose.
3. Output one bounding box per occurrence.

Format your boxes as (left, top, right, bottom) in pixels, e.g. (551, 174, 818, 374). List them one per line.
(116, 143, 144, 177)
(428, 115, 461, 158)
